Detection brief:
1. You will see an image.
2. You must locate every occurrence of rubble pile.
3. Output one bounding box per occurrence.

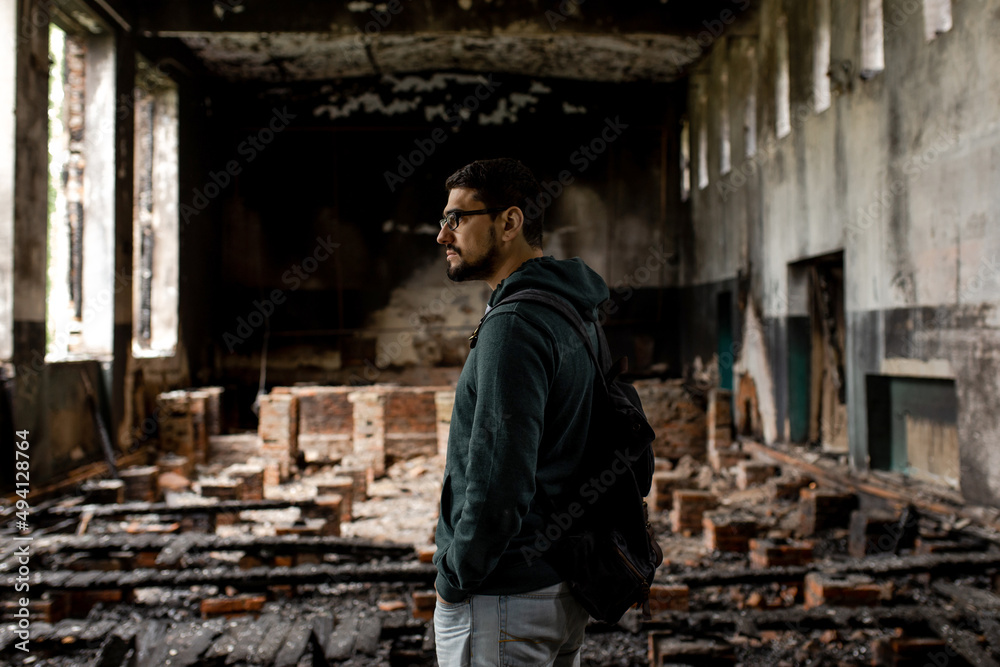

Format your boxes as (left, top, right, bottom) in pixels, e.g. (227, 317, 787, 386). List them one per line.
(2, 381, 999, 666)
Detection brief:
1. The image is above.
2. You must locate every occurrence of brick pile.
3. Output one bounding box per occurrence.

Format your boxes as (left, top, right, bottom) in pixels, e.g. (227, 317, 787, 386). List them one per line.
(157, 390, 197, 473)
(199, 478, 242, 501)
(649, 470, 694, 512)
(804, 573, 892, 609)
(411, 591, 436, 622)
(703, 510, 758, 552)
(634, 379, 708, 460)
(748, 538, 815, 568)
(383, 388, 440, 464)
(284, 386, 354, 463)
(799, 488, 859, 535)
(119, 465, 159, 502)
(315, 476, 355, 523)
(767, 474, 812, 501)
(736, 460, 781, 490)
(302, 496, 343, 537)
(207, 433, 261, 468)
(156, 453, 189, 477)
(155, 387, 225, 472)
(257, 393, 299, 484)
(81, 479, 125, 504)
(338, 459, 373, 501)
(348, 390, 386, 478)
(201, 386, 224, 436)
(225, 463, 265, 501)
(848, 508, 913, 557)
(706, 388, 733, 450)
(669, 490, 718, 534)
(648, 584, 690, 614)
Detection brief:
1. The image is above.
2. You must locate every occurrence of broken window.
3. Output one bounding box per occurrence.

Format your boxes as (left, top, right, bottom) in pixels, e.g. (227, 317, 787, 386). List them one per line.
(133, 59, 179, 356)
(46, 18, 117, 360)
(697, 91, 709, 190)
(719, 61, 732, 176)
(814, 0, 832, 112)
(744, 44, 758, 159)
(860, 0, 885, 78)
(775, 16, 791, 139)
(680, 118, 691, 202)
(923, 0, 952, 41)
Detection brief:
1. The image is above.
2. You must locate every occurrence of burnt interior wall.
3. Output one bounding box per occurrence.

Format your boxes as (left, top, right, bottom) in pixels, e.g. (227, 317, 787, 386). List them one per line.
(179, 74, 686, 416)
(176, 72, 218, 390)
(2, 0, 141, 490)
(122, 37, 218, 453)
(679, 0, 1000, 505)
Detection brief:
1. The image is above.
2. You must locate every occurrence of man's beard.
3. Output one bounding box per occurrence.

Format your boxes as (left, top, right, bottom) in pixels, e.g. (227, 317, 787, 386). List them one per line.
(447, 226, 499, 282)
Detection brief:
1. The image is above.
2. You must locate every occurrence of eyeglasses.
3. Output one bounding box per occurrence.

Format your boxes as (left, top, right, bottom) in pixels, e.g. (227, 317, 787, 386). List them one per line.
(439, 207, 511, 231)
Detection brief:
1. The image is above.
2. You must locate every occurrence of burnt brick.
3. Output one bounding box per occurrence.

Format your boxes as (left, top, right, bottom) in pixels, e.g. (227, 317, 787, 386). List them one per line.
(338, 459, 374, 500)
(708, 446, 751, 472)
(634, 379, 708, 461)
(804, 572, 891, 609)
(872, 636, 948, 665)
(348, 390, 386, 477)
(315, 476, 354, 523)
(306, 494, 344, 534)
(81, 479, 125, 504)
(412, 591, 437, 621)
(736, 461, 781, 490)
(648, 585, 690, 614)
(199, 478, 242, 501)
(649, 471, 693, 512)
(225, 464, 265, 501)
(669, 490, 718, 534)
(848, 508, 914, 558)
(768, 476, 812, 501)
(276, 518, 337, 537)
(257, 393, 299, 483)
(799, 488, 858, 535)
(119, 466, 159, 503)
(749, 538, 814, 568)
(703, 511, 758, 553)
(200, 594, 267, 618)
(707, 388, 734, 452)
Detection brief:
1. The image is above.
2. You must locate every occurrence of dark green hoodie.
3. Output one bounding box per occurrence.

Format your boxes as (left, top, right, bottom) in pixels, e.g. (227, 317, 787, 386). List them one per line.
(433, 256, 610, 603)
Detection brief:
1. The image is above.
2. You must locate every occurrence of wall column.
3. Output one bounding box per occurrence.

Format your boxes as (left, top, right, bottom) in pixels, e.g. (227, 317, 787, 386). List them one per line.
(112, 28, 135, 448)
(12, 0, 50, 436)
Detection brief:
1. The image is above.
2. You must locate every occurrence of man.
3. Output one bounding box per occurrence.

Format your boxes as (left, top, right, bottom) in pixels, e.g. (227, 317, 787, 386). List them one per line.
(433, 158, 609, 666)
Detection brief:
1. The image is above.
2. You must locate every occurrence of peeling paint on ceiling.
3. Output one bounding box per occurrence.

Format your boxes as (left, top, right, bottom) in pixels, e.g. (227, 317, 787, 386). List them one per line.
(177, 31, 695, 83)
(313, 91, 424, 120)
(385, 73, 493, 93)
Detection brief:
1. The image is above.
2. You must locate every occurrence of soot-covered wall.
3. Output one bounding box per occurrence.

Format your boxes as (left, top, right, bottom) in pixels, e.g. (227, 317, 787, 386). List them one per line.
(183, 73, 685, 411)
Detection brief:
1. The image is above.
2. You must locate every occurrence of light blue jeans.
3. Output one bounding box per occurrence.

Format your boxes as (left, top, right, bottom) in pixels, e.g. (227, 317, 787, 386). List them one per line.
(434, 581, 590, 667)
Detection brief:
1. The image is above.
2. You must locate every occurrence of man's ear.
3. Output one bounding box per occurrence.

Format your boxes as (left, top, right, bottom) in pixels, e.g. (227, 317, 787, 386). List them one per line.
(501, 206, 524, 241)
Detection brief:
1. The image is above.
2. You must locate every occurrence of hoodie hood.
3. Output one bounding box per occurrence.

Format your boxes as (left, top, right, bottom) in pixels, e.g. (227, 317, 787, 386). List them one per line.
(488, 256, 610, 319)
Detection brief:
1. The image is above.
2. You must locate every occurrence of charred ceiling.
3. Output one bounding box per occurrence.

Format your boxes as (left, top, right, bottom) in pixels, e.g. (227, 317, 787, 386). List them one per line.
(134, 0, 761, 83)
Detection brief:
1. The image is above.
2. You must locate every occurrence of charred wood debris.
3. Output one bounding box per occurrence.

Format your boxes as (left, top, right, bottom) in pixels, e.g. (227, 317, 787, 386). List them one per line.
(2, 383, 1000, 666)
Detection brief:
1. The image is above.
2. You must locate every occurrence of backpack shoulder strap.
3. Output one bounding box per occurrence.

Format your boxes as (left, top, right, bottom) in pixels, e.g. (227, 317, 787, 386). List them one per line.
(491, 289, 608, 379)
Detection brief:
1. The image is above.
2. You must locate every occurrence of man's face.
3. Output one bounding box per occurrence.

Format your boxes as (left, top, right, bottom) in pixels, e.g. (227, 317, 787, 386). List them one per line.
(437, 187, 501, 283)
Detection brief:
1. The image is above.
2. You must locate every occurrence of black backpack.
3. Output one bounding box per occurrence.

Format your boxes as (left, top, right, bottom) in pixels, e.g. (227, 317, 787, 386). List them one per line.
(485, 288, 663, 624)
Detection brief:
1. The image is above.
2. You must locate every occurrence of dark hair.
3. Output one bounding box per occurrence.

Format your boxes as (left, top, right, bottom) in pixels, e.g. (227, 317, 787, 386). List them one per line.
(445, 158, 544, 248)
